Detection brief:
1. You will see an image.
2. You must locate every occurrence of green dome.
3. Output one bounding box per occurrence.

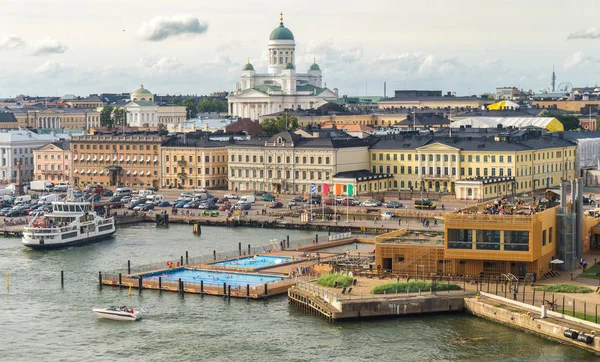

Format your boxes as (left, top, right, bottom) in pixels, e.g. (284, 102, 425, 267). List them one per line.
(309, 63, 320, 71)
(270, 23, 294, 41)
(242, 62, 254, 71)
(284, 62, 295, 70)
(133, 85, 152, 95)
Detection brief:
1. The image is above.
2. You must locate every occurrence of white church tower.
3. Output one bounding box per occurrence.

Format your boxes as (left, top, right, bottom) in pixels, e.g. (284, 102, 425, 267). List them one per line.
(268, 12, 296, 74)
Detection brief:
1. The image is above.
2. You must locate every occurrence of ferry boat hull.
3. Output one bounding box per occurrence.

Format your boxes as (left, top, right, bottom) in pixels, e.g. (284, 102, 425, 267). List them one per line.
(22, 230, 116, 250)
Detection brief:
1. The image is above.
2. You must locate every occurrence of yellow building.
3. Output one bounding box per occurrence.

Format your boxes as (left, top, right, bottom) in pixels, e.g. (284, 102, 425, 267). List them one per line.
(70, 135, 163, 188)
(4, 108, 100, 130)
(370, 128, 577, 198)
(0, 112, 19, 129)
(161, 134, 229, 189)
(33, 141, 71, 183)
(532, 100, 600, 112)
(378, 90, 494, 110)
(64, 95, 104, 109)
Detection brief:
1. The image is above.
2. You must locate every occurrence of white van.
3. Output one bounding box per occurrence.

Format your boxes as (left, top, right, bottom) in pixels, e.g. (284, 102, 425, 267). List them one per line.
(139, 189, 154, 197)
(38, 194, 58, 205)
(14, 195, 32, 205)
(115, 187, 132, 197)
(53, 182, 70, 192)
(146, 194, 164, 205)
(238, 195, 256, 204)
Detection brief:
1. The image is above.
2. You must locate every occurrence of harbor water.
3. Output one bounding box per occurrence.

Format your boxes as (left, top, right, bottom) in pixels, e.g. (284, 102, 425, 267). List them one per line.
(0, 224, 594, 361)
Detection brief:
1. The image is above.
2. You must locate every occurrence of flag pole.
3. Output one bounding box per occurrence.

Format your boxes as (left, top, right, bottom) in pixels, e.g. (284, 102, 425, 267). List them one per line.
(334, 184, 337, 221)
(321, 185, 325, 221)
(346, 184, 349, 223)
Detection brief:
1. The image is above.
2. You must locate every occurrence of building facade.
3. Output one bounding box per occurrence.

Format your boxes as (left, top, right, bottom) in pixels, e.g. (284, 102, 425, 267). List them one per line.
(161, 134, 229, 189)
(369, 129, 577, 198)
(227, 13, 338, 120)
(0, 129, 57, 183)
(378, 90, 494, 110)
(33, 141, 71, 183)
(70, 135, 162, 188)
(227, 131, 371, 194)
(125, 85, 186, 127)
(6, 108, 100, 130)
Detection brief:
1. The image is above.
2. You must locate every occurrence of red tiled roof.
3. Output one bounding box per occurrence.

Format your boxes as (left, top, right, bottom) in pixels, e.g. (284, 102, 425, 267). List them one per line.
(226, 118, 262, 135)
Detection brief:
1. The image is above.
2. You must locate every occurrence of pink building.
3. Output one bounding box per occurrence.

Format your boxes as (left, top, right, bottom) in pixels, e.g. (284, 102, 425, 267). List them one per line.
(33, 141, 71, 183)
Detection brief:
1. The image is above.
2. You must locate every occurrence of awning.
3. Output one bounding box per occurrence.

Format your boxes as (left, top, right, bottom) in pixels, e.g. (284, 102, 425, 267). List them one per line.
(93, 170, 97, 174)
(93, 156, 97, 161)
(126, 170, 131, 175)
(87, 169, 91, 174)
(73, 169, 78, 173)
(153, 156, 158, 162)
(487, 100, 520, 110)
(126, 156, 130, 162)
(99, 156, 104, 161)
(146, 156, 151, 162)
(87, 156, 91, 161)
(133, 156, 137, 162)
(133, 171, 137, 176)
(120, 156, 124, 161)
(146, 171, 151, 176)
(99, 170, 104, 175)
(113, 156, 117, 161)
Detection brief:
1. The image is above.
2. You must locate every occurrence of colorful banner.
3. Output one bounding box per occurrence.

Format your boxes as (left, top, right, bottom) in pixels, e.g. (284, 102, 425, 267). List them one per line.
(322, 183, 329, 195)
(310, 183, 316, 194)
(347, 184, 354, 196)
(334, 184, 343, 196)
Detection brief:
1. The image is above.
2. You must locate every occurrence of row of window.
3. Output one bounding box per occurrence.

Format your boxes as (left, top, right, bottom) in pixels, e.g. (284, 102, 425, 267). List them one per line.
(230, 154, 331, 165)
(229, 168, 331, 181)
(165, 154, 225, 163)
(165, 178, 224, 187)
(165, 167, 224, 175)
(372, 150, 574, 163)
(38, 154, 68, 160)
(37, 165, 68, 171)
(73, 144, 158, 151)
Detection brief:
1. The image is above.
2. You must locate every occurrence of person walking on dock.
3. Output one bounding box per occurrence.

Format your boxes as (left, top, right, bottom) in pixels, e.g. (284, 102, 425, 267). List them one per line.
(513, 285, 518, 300)
(398, 218, 401, 226)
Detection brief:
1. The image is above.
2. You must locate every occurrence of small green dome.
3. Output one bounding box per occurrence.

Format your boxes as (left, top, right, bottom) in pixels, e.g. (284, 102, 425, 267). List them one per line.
(242, 62, 254, 71)
(309, 63, 320, 71)
(284, 62, 295, 70)
(270, 23, 294, 41)
(133, 85, 152, 95)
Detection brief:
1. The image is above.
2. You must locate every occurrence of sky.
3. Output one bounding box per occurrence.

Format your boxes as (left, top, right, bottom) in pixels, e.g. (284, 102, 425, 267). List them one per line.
(1, 0, 600, 98)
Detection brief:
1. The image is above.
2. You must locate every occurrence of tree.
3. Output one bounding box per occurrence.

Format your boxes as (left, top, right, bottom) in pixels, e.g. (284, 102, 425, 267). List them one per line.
(480, 93, 495, 100)
(596, 116, 600, 131)
(554, 114, 580, 131)
(170, 97, 182, 105)
(112, 107, 127, 126)
(100, 105, 113, 127)
(182, 97, 198, 119)
(261, 113, 300, 136)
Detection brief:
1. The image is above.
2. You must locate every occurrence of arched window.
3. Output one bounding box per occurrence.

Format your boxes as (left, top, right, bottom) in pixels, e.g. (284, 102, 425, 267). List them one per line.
(400, 180, 404, 189)
(408, 181, 412, 190)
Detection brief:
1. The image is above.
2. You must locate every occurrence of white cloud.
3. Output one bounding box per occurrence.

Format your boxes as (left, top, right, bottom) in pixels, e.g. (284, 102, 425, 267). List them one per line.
(568, 27, 600, 40)
(563, 51, 600, 69)
(29, 38, 68, 56)
(137, 56, 181, 73)
(34, 60, 69, 75)
(138, 15, 208, 42)
(0, 34, 25, 50)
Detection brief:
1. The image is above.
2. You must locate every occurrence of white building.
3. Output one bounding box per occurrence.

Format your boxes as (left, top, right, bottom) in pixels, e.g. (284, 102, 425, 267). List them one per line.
(0, 129, 57, 183)
(227, 13, 339, 120)
(125, 85, 186, 127)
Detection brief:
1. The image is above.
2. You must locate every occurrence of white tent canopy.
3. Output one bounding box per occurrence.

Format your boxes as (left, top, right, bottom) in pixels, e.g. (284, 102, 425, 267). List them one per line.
(450, 117, 558, 130)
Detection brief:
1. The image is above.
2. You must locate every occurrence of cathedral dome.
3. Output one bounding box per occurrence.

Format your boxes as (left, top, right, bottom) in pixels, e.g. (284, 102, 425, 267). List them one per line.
(284, 62, 295, 70)
(132, 85, 152, 95)
(309, 63, 320, 71)
(269, 13, 294, 41)
(242, 61, 254, 71)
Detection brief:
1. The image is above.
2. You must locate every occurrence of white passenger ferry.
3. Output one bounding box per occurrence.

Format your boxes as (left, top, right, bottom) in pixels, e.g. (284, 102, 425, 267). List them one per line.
(22, 190, 116, 250)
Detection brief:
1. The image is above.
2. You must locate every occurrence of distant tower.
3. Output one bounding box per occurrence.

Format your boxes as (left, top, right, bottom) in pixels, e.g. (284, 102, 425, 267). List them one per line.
(551, 66, 556, 92)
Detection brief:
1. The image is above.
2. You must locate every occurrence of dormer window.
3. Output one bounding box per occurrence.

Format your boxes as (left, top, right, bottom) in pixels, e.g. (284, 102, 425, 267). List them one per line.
(277, 137, 284, 144)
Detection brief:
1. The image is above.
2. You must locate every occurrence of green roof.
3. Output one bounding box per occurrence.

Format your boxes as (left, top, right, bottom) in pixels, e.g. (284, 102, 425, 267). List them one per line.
(242, 62, 255, 71)
(309, 63, 320, 71)
(131, 101, 156, 106)
(270, 23, 294, 41)
(133, 85, 152, 95)
(252, 84, 282, 94)
(284, 62, 295, 70)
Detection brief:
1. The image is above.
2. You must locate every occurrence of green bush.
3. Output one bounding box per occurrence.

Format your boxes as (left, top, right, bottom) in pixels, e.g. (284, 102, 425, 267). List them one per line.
(316, 273, 353, 288)
(371, 281, 461, 294)
(534, 284, 593, 294)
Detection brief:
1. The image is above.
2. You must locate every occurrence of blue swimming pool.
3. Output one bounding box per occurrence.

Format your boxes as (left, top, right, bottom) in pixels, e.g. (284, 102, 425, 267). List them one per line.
(140, 269, 285, 286)
(212, 255, 293, 269)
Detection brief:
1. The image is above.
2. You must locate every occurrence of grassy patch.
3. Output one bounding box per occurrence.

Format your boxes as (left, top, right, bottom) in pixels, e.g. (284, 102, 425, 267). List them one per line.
(534, 284, 593, 294)
(316, 273, 353, 288)
(580, 265, 600, 280)
(371, 281, 461, 294)
(561, 310, 600, 323)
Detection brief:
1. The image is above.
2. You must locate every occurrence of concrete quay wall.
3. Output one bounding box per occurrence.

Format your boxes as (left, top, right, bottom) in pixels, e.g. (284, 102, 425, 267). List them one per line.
(464, 294, 600, 356)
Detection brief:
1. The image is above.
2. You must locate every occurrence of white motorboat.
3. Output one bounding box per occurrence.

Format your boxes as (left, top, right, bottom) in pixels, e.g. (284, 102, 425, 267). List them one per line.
(92, 306, 142, 321)
(22, 187, 115, 250)
(380, 211, 394, 220)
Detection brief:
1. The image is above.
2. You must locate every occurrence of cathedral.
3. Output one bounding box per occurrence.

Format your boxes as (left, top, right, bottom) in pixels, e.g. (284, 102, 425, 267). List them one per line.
(227, 13, 339, 120)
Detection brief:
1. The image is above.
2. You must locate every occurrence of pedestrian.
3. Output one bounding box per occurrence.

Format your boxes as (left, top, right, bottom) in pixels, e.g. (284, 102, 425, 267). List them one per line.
(513, 285, 518, 301)
(398, 218, 401, 226)
(434, 218, 438, 226)
(373, 216, 377, 224)
(441, 204, 445, 211)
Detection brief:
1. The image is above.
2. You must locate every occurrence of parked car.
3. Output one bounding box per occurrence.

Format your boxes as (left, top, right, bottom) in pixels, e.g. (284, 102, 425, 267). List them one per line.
(157, 201, 172, 207)
(383, 201, 403, 208)
(254, 191, 266, 197)
(237, 202, 251, 210)
(120, 196, 132, 203)
(108, 196, 123, 203)
(184, 201, 200, 208)
(324, 199, 336, 205)
(288, 200, 297, 206)
(127, 200, 145, 210)
(175, 201, 187, 208)
(307, 198, 321, 205)
(362, 200, 381, 207)
(140, 204, 155, 211)
(414, 199, 437, 210)
(340, 199, 358, 206)
(270, 201, 283, 208)
(202, 210, 219, 217)
(224, 194, 238, 199)
(219, 204, 232, 211)
(293, 196, 304, 202)
(261, 194, 275, 202)
(102, 189, 114, 197)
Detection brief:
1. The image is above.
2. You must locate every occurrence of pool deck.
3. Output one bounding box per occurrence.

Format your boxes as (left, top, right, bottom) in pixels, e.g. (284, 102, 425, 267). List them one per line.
(98, 236, 369, 299)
